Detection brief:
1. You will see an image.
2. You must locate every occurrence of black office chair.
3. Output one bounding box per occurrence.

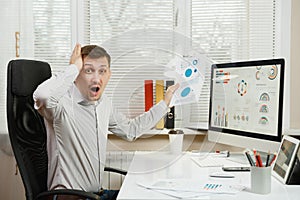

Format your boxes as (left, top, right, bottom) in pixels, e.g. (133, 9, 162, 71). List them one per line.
(6, 59, 126, 200)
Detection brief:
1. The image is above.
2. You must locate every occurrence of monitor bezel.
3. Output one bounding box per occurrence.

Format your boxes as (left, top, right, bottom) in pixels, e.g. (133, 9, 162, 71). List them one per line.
(208, 58, 285, 143)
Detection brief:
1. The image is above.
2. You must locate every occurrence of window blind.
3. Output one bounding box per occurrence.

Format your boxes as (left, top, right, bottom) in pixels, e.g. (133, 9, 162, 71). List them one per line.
(85, 0, 175, 118)
(5, 0, 278, 133)
(0, 0, 72, 134)
(188, 0, 278, 126)
(32, 0, 72, 74)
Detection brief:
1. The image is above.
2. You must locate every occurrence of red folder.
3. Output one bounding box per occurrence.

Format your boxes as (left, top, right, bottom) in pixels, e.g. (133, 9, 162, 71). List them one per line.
(144, 80, 153, 111)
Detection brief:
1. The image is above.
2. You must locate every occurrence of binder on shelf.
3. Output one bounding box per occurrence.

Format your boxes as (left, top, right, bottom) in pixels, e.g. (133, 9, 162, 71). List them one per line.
(165, 80, 175, 129)
(144, 80, 153, 112)
(155, 80, 164, 129)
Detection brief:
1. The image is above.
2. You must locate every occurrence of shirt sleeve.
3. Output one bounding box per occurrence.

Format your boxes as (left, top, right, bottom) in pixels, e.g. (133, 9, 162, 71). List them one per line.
(108, 100, 169, 141)
(33, 64, 79, 117)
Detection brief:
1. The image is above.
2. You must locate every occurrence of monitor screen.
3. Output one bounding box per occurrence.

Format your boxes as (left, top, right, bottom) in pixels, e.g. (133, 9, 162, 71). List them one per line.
(208, 59, 285, 153)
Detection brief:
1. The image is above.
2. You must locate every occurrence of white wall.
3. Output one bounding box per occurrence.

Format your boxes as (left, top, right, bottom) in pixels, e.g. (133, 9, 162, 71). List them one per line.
(0, 0, 20, 135)
(290, 0, 300, 129)
(0, 150, 25, 200)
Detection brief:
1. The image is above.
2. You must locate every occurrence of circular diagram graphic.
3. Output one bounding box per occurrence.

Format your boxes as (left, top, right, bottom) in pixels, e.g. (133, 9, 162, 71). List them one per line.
(268, 65, 278, 80)
(185, 68, 193, 77)
(259, 116, 269, 125)
(255, 71, 260, 80)
(259, 92, 270, 101)
(192, 59, 198, 65)
(238, 80, 248, 96)
(181, 87, 191, 97)
(184, 67, 198, 78)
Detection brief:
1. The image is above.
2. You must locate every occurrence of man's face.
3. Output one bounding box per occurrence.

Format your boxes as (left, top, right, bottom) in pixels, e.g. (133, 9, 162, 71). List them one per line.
(75, 56, 111, 101)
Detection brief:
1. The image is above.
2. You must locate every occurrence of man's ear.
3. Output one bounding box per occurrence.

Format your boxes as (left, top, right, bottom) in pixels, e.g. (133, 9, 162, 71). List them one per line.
(108, 68, 112, 79)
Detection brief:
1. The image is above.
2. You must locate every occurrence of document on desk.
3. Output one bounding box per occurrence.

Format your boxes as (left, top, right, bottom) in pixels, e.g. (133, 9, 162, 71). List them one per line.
(137, 179, 245, 199)
(190, 153, 249, 167)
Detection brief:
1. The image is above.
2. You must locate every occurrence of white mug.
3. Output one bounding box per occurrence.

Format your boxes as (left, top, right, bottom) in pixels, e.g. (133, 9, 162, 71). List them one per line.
(168, 130, 184, 155)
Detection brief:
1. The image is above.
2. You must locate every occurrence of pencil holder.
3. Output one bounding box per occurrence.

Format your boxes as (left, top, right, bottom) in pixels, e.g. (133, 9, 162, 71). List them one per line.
(250, 166, 272, 194)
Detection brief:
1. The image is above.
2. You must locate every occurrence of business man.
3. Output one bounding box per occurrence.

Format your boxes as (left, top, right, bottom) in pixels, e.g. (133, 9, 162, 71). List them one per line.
(33, 44, 179, 200)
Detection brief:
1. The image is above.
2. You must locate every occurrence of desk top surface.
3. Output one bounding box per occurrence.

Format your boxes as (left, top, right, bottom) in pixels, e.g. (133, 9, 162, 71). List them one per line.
(117, 151, 300, 200)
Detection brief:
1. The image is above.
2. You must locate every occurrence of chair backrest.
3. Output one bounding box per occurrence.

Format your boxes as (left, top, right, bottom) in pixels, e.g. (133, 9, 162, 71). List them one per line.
(7, 59, 52, 200)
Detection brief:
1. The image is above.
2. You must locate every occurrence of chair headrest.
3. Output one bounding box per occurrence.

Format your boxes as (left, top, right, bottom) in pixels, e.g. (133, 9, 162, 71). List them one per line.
(9, 59, 51, 96)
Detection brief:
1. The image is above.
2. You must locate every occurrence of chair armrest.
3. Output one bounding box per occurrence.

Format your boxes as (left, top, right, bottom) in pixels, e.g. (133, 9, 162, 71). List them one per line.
(104, 166, 127, 176)
(35, 189, 101, 200)
(35, 168, 126, 200)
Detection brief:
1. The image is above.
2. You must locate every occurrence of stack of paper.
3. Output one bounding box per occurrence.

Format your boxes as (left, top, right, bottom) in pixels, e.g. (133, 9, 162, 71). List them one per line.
(137, 179, 245, 199)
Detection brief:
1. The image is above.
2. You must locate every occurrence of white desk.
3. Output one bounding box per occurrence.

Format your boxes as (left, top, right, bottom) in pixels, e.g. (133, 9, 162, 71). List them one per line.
(117, 151, 300, 200)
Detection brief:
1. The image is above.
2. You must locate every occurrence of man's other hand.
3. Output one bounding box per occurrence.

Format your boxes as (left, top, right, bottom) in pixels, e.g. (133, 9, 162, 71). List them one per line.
(164, 83, 180, 107)
(70, 43, 83, 71)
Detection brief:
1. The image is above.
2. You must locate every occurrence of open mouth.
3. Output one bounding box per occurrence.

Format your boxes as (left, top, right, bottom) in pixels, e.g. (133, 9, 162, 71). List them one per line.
(91, 86, 100, 93)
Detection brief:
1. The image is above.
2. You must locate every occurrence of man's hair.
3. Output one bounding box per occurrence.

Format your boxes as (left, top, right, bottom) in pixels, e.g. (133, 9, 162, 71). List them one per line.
(81, 45, 111, 67)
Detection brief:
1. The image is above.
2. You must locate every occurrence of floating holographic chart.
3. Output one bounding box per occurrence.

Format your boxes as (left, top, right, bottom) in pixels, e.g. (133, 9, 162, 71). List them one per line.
(170, 80, 198, 106)
(164, 52, 212, 106)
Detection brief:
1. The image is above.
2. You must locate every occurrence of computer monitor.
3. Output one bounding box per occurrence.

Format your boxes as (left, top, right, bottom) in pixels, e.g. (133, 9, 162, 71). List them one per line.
(208, 58, 285, 153)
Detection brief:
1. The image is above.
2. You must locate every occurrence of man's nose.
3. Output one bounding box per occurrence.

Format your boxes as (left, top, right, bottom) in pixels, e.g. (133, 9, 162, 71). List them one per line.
(92, 73, 103, 82)
(92, 72, 102, 79)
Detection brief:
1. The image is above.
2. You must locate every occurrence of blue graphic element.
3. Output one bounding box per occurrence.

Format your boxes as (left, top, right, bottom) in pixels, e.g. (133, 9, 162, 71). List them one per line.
(194, 69, 197, 73)
(185, 68, 192, 77)
(181, 87, 191, 97)
(193, 59, 198, 65)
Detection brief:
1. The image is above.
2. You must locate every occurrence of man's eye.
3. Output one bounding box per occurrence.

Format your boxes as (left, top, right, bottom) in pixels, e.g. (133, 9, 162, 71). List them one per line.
(85, 69, 93, 74)
(99, 69, 107, 75)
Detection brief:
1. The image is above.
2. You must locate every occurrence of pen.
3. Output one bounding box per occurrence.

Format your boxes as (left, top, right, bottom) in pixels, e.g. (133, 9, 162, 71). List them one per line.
(269, 153, 277, 166)
(265, 151, 270, 167)
(245, 151, 255, 166)
(255, 153, 263, 167)
(253, 149, 258, 166)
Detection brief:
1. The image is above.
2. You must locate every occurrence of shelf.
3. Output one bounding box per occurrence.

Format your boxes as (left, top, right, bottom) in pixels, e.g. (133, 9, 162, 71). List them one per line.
(108, 128, 207, 136)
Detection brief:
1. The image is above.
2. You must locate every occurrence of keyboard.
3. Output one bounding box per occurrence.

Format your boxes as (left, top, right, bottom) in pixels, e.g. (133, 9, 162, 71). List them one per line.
(190, 155, 248, 167)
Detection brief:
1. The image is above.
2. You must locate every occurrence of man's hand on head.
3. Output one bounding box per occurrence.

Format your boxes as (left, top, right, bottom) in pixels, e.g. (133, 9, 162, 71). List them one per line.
(70, 43, 83, 71)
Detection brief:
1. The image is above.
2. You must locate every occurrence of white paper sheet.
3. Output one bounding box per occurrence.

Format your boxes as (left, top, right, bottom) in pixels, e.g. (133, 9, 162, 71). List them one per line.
(137, 179, 245, 199)
(164, 52, 212, 107)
